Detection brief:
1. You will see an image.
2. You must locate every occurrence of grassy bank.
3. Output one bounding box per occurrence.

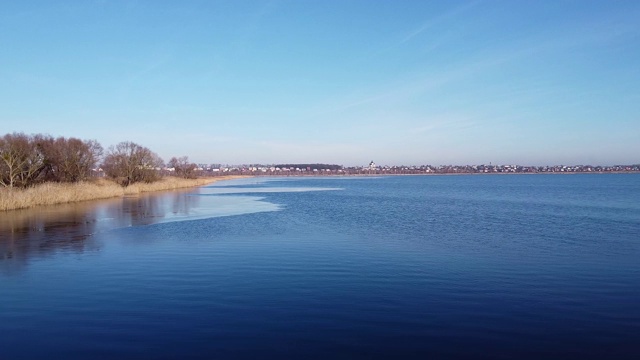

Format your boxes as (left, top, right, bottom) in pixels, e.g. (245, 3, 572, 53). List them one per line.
(0, 176, 248, 211)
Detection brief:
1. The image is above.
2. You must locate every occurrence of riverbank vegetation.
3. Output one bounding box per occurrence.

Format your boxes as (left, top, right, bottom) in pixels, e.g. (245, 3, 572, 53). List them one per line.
(1, 132, 235, 211)
(0, 176, 236, 211)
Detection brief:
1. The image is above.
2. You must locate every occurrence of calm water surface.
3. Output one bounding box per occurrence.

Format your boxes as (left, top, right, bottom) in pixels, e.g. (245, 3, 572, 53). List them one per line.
(1, 174, 639, 359)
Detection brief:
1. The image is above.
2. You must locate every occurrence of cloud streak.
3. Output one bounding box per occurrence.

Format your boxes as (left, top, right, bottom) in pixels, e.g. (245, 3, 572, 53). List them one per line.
(401, 0, 482, 44)
(413, 119, 477, 134)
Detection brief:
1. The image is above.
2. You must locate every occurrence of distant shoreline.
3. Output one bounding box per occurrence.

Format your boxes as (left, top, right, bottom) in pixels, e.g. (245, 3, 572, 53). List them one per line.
(2, 171, 637, 211)
(249, 171, 640, 178)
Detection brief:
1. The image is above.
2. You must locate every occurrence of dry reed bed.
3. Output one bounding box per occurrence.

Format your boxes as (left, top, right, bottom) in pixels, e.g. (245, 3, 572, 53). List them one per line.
(0, 176, 247, 211)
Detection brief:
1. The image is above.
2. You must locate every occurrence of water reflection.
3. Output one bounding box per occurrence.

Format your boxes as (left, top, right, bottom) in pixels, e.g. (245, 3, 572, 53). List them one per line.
(0, 179, 340, 275)
(1, 198, 112, 275)
(0, 187, 280, 274)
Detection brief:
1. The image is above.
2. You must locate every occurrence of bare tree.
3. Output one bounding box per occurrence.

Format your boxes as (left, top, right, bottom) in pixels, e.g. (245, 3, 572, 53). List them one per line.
(102, 141, 163, 186)
(0, 133, 45, 188)
(36, 136, 103, 183)
(57, 138, 102, 182)
(33, 134, 58, 182)
(168, 156, 198, 179)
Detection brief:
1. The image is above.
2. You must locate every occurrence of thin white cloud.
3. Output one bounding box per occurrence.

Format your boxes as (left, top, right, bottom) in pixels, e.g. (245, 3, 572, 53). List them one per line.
(316, 48, 525, 116)
(255, 140, 364, 163)
(401, 0, 482, 44)
(317, 4, 640, 119)
(233, 0, 281, 50)
(413, 119, 477, 134)
(126, 55, 171, 84)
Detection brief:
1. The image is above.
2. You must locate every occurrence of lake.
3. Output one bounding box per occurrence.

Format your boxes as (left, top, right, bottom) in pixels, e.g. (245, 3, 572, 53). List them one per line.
(1, 174, 639, 359)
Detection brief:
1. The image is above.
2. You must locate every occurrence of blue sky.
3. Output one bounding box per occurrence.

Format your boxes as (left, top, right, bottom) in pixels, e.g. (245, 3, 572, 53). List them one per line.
(1, 0, 639, 166)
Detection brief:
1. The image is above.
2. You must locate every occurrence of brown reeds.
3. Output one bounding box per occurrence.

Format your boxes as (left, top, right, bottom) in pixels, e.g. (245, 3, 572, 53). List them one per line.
(122, 176, 222, 195)
(0, 176, 248, 211)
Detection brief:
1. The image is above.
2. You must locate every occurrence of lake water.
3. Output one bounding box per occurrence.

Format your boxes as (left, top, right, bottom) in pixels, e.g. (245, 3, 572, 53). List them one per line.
(1, 174, 639, 359)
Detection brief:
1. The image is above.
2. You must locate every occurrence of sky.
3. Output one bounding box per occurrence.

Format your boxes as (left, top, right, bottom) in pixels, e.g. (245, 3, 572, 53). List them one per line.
(1, 0, 639, 166)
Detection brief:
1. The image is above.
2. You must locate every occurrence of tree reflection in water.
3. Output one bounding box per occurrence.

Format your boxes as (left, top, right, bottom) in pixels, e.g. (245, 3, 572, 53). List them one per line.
(0, 188, 201, 274)
(1, 183, 284, 275)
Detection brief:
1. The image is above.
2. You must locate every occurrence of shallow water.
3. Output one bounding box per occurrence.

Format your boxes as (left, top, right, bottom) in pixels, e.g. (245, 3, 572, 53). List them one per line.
(1, 174, 639, 359)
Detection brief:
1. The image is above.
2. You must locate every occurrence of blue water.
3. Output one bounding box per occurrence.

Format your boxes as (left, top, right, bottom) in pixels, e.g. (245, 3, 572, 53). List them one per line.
(1, 174, 639, 359)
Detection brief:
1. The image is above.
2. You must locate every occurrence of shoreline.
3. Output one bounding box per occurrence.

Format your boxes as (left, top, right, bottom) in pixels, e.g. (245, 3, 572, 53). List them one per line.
(0, 175, 250, 212)
(2, 171, 636, 211)
(251, 171, 640, 177)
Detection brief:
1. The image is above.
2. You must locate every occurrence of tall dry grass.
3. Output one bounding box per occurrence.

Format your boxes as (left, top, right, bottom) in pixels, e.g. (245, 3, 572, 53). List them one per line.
(122, 177, 223, 195)
(0, 179, 122, 211)
(0, 176, 248, 211)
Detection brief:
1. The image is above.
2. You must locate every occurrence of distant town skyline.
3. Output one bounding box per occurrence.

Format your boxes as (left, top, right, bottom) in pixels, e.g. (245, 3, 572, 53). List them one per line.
(1, 1, 639, 166)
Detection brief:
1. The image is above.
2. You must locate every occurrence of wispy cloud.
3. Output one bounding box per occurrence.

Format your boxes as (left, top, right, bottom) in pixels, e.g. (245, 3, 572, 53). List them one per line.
(317, 3, 640, 119)
(115, 52, 173, 99)
(128, 57, 169, 82)
(316, 47, 526, 116)
(233, 0, 281, 50)
(401, 0, 482, 44)
(413, 118, 477, 134)
(255, 140, 364, 163)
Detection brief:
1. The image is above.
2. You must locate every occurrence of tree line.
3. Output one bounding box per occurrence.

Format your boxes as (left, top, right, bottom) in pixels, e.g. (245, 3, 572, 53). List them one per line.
(0, 132, 198, 189)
